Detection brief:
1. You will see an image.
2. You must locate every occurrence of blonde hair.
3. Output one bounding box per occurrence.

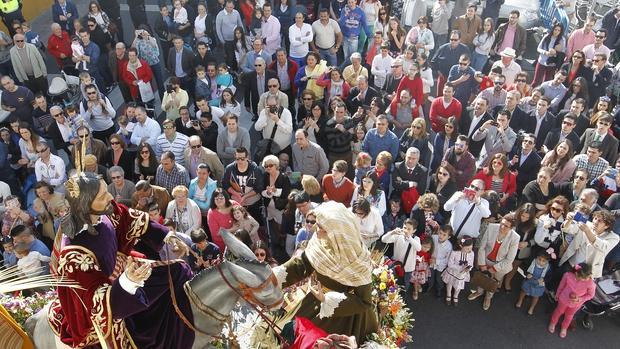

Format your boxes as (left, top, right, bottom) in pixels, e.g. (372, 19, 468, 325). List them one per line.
(410, 118, 428, 140)
(418, 193, 440, 213)
(301, 175, 321, 196)
(376, 151, 393, 167)
(171, 185, 189, 198)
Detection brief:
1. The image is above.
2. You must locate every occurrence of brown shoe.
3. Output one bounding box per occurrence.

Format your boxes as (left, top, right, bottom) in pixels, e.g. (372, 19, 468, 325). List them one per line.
(468, 291, 483, 301)
(483, 294, 492, 310)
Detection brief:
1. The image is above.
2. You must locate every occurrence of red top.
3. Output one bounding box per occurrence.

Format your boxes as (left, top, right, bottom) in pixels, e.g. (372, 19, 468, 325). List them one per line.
(207, 201, 238, 251)
(47, 31, 72, 66)
(429, 97, 462, 133)
(120, 59, 154, 99)
(240, 2, 254, 28)
(395, 76, 424, 118)
(322, 174, 355, 207)
(487, 240, 502, 262)
(472, 170, 517, 200)
(479, 76, 494, 91)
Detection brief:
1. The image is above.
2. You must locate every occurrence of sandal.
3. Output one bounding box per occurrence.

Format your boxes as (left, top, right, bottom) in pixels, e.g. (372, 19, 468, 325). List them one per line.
(548, 324, 556, 334)
(452, 298, 458, 307)
(515, 302, 522, 308)
(559, 328, 567, 338)
(445, 297, 451, 306)
(527, 308, 535, 315)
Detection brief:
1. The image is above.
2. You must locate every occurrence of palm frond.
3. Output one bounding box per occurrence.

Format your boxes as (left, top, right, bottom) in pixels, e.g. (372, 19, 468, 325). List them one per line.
(0, 266, 82, 294)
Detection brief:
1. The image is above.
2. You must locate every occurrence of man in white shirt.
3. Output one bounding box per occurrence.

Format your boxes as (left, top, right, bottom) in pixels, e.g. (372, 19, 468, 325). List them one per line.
(155, 119, 189, 164)
(371, 43, 393, 89)
(444, 179, 491, 238)
(491, 48, 522, 85)
(288, 12, 313, 67)
(254, 95, 293, 154)
(130, 106, 161, 146)
(34, 142, 66, 193)
(261, 3, 281, 55)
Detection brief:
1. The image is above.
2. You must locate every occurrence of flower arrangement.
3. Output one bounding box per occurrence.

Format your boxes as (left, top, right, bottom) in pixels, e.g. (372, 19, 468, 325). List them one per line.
(368, 252, 414, 348)
(0, 290, 57, 327)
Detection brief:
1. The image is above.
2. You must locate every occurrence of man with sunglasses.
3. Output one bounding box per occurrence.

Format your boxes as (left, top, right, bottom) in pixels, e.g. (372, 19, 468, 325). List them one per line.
(448, 54, 477, 112)
(9, 33, 48, 95)
(34, 142, 66, 193)
(444, 179, 491, 239)
(79, 83, 115, 142)
(476, 74, 507, 111)
(431, 30, 470, 96)
(71, 125, 107, 166)
(257, 78, 289, 116)
(587, 53, 613, 108)
(578, 113, 619, 164)
(184, 135, 224, 181)
(243, 57, 277, 121)
(543, 113, 580, 153)
(509, 133, 542, 195)
(222, 147, 265, 222)
(583, 29, 611, 61)
(472, 109, 517, 168)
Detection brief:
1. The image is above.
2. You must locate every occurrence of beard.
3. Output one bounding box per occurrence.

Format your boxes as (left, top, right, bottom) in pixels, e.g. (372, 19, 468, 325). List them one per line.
(91, 202, 114, 216)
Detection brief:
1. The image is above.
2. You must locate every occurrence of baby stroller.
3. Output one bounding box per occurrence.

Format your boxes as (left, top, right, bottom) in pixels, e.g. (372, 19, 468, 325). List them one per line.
(581, 266, 620, 330)
(48, 70, 82, 108)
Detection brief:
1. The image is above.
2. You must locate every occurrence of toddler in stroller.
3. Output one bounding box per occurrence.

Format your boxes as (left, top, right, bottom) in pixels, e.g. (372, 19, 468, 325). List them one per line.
(581, 265, 620, 330)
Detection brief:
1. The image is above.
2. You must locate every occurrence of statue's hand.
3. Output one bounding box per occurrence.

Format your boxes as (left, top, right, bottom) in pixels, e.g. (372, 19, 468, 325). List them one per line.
(164, 232, 190, 257)
(125, 256, 152, 284)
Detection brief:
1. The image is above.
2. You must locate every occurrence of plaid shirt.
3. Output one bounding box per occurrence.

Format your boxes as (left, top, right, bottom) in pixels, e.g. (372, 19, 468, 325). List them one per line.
(573, 154, 609, 181)
(155, 163, 190, 193)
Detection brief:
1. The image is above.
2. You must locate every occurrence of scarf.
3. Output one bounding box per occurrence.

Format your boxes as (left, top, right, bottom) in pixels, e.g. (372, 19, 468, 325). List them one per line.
(330, 79, 344, 98)
(305, 201, 373, 287)
(126, 59, 143, 80)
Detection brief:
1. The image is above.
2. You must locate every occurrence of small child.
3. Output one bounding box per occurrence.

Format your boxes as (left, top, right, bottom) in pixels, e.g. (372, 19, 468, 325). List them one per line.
(22, 21, 44, 51)
(249, 7, 263, 40)
(441, 236, 474, 306)
(429, 225, 453, 298)
(195, 65, 211, 101)
(188, 228, 221, 272)
(381, 218, 422, 294)
(2, 236, 17, 268)
(116, 115, 133, 146)
(173, 0, 188, 27)
(65, 105, 85, 145)
(351, 125, 366, 165)
(548, 263, 595, 338)
(382, 197, 406, 233)
(15, 242, 50, 277)
(148, 203, 164, 224)
(71, 36, 87, 71)
(295, 211, 316, 249)
(516, 249, 551, 315)
(231, 205, 260, 244)
(79, 72, 101, 99)
(210, 63, 236, 106)
(354, 152, 372, 186)
(411, 237, 433, 300)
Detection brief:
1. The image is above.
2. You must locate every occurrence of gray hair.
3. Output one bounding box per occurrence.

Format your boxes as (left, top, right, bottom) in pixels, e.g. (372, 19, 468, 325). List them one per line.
(108, 166, 124, 178)
(581, 188, 599, 202)
(51, 23, 61, 31)
(50, 105, 64, 114)
(406, 147, 420, 156)
(255, 57, 266, 65)
(262, 155, 280, 168)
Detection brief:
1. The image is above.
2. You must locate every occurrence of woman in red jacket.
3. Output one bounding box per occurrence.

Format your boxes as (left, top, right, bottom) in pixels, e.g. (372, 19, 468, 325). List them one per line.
(394, 62, 424, 119)
(121, 47, 154, 102)
(472, 153, 517, 211)
(316, 67, 351, 103)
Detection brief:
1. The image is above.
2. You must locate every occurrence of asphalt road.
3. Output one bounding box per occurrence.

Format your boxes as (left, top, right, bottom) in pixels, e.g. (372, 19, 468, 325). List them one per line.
(30, 1, 620, 347)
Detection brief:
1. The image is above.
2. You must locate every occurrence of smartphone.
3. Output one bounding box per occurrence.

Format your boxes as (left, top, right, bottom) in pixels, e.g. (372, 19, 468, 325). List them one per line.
(574, 212, 589, 224)
(606, 168, 618, 179)
(490, 120, 499, 127)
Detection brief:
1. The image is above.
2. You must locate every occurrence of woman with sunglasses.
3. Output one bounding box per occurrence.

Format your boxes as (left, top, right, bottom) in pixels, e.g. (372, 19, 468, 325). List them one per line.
(558, 77, 589, 112)
(135, 142, 158, 183)
(534, 196, 570, 255)
(399, 118, 431, 166)
(507, 71, 532, 98)
(588, 96, 612, 126)
(428, 164, 456, 217)
(374, 8, 390, 40)
(294, 211, 317, 250)
(87, 1, 111, 35)
(252, 240, 278, 266)
(532, 22, 566, 87)
(261, 155, 291, 246)
(541, 140, 577, 183)
(104, 134, 134, 180)
(431, 116, 458, 171)
(473, 153, 517, 211)
(560, 50, 592, 87)
(503, 203, 539, 292)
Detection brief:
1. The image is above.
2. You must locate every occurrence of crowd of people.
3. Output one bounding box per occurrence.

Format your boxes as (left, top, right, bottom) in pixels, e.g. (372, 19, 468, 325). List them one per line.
(1, 0, 620, 345)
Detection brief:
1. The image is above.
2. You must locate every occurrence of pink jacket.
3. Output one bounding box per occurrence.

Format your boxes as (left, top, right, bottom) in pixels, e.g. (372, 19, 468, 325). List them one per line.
(557, 272, 596, 307)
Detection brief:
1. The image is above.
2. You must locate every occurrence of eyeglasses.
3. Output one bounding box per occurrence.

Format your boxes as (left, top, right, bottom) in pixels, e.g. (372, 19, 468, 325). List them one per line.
(140, 150, 150, 154)
(255, 252, 266, 257)
(469, 185, 481, 191)
(574, 175, 586, 180)
(550, 206, 563, 213)
(235, 157, 246, 161)
(110, 141, 120, 145)
(191, 145, 201, 149)
(163, 126, 174, 129)
(111, 175, 123, 180)
(306, 219, 316, 224)
(36, 148, 49, 153)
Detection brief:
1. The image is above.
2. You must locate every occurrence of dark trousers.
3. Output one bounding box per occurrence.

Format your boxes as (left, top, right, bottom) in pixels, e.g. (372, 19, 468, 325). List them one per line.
(92, 125, 116, 144)
(429, 269, 446, 296)
(224, 40, 237, 71)
(2, 10, 24, 37)
(23, 76, 49, 95)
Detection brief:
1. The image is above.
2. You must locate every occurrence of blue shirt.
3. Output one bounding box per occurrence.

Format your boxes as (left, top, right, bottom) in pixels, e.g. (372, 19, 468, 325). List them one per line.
(448, 65, 477, 106)
(431, 43, 471, 76)
(3, 251, 17, 267)
(83, 42, 100, 72)
(31, 238, 51, 257)
(362, 128, 400, 162)
(175, 50, 186, 77)
(338, 6, 371, 39)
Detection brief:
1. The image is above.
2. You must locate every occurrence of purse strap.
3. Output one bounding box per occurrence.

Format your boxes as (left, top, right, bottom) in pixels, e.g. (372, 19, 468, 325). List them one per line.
(455, 203, 476, 237)
(402, 242, 414, 267)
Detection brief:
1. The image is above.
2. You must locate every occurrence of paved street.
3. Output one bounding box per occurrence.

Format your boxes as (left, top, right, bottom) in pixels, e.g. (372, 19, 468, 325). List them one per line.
(25, 1, 620, 347)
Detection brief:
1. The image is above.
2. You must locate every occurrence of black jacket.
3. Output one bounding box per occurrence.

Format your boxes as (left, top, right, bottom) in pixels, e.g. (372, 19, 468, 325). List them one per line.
(391, 161, 428, 196)
(346, 86, 379, 114)
(459, 110, 492, 157)
(104, 149, 135, 181)
(543, 128, 580, 152)
(510, 150, 542, 194)
(243, 70, 277, 116)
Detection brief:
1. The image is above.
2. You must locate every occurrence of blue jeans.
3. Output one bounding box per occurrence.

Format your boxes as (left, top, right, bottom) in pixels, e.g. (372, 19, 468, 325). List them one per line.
(290, 56, 306, 69)
(318, 48, 338, 67)
(150, 63, 165, 100)
(343, 37, 359, 61)
(471, 51, 489, 72)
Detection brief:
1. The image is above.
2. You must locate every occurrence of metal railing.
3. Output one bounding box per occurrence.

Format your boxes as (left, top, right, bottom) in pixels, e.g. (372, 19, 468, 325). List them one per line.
(540, 0, 570, 30)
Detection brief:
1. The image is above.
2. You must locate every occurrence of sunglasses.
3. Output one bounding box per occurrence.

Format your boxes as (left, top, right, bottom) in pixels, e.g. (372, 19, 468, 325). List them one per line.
(515, 79, 526, 83)
(51, 113, 63, 117)
(87, 91, 97, 95)
(140, 150, 150, 154)
(254, 64, 263, 67)
(79, 134, 89, 138)
(303, 97, 313, 100)
(15, 40, 24, 43)
(255, 252, 266, 257)
(110, 141, 120, 145)
(264, 163, 275, 168)
(550, 206, 563, 213)
(562, 120, 574, 126)
(450, 38, 458, 41)
(36, 148, 49, 153)
(306, 219, 316, 224)
(268, 85, 278, 88)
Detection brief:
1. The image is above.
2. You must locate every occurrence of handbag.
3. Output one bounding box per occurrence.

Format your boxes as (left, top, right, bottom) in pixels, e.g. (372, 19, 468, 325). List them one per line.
(138, 80, 155, 102)
(471, 270, 500, 293)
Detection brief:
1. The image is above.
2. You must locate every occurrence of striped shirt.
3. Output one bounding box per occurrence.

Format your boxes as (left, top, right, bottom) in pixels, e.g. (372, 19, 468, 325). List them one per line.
(155, 132, 189, 164)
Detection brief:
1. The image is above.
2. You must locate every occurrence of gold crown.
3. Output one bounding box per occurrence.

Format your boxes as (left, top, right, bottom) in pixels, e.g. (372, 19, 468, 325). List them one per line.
(66, 176, 81, 199)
